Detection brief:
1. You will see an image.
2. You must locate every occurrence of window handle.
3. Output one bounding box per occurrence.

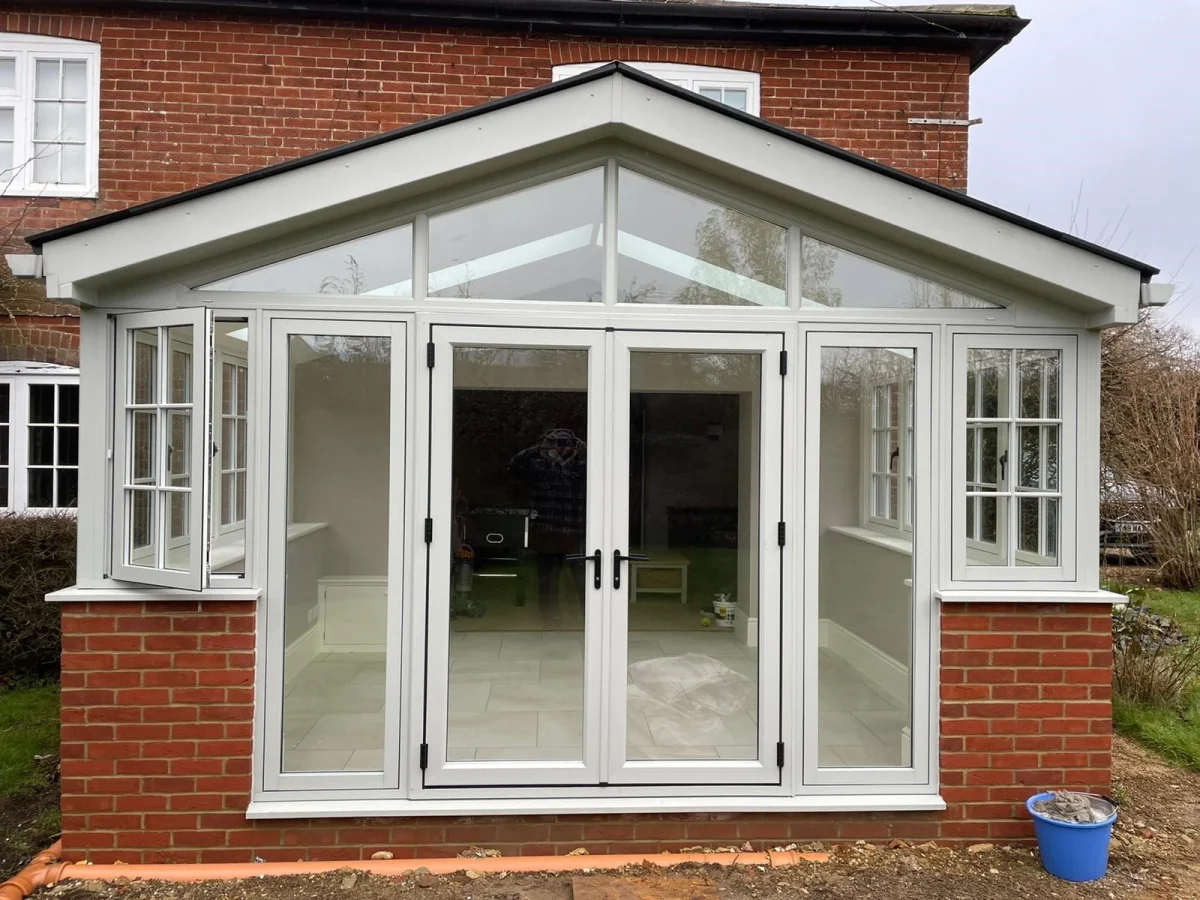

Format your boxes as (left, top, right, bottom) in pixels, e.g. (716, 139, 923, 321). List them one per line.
(999, 450, 1009, 483)
(889, 447, 900, 472)
(565, 548, 603, 590)
(612, 549, 650, 589)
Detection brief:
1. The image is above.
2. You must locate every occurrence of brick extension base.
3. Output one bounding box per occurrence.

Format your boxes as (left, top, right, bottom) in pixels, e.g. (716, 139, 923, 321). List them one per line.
(57, 601, 1113, 863)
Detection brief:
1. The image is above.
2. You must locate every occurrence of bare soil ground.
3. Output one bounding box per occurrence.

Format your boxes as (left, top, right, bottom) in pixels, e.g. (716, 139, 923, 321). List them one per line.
(30, 736, 1200, 900)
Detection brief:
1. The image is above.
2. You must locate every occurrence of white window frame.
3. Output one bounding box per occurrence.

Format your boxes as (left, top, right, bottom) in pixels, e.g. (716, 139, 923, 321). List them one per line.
(0, 368, 80, 513)
(0, 33, 100, 198)
(951, 334, 1077, 583)
(214, 351, 250, 537)
(864, 377, 913, 534)
(552, 62, 760, 116)
(111, 308, 213, 591)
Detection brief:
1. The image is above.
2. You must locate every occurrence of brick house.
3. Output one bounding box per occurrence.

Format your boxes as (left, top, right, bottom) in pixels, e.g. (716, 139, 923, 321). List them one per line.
(5, 0, 1159, 864)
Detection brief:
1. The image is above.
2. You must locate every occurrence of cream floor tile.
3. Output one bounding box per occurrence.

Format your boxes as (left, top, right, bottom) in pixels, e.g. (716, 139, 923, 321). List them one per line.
(539, 659, 586, 682)
(851, 710, 909, 746)
(626, 711, 654, 747)
(500, 637, 583, 661)
(447, 746, 475, 762)
(283, 749, 353, 771)
(349, 663, 386, 685)
(819, 680, 897, 712)
(448, 682, 493, 714)
(818, 746, 845, 767)
(282, 713, 320, 749)
(716, 744, 759, 760)
(346, 749, 384, 771)
(537, 709, 584, 748)
(295, 712, 384, 751)
(645, 708, 740, 747)
(448, 710, 539, 748)
(473, 746, 583, 761)
(284, 683, 385, 715)
(449, 659, 540, 683)
(819, 710, 885, 747)
(627, 745, 719, 760)
(486, 681, 585, 712)
(831, 744, 905, 767)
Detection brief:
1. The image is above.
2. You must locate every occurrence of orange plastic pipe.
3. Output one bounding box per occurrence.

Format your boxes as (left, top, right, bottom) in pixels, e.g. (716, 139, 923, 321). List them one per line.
(0, 841, 64, 900)
(50, 849, 827, 887)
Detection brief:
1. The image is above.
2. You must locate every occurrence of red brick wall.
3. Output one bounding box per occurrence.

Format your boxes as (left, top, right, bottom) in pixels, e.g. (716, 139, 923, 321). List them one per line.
(0, 315, 80, 366)
(57, 600, 1113, 864)
(1, 8, 971, 249)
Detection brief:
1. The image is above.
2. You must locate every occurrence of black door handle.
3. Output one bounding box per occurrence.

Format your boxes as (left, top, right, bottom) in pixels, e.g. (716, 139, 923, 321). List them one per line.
(612, 549, 650, 589)
(565, 548, 603, 590)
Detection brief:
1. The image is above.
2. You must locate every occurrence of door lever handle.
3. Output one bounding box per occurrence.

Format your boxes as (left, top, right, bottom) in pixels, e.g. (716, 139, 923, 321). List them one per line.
(612, 549, 650, 590)
(565, 549, 603, 590)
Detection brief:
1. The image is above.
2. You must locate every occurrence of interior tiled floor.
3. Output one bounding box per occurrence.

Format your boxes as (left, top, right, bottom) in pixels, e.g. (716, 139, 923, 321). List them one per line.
(282, 635, 908, 772)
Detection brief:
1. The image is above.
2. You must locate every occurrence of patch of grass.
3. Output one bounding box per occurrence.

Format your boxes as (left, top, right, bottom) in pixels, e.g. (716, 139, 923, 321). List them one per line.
(1114, 693, 1200, 770)
(0, 683, 59, 797)
(1130, 589, 1200, 635)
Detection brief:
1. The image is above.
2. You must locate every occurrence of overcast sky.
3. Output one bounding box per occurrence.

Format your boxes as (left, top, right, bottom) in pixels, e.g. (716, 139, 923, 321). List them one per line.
(745, 0, 1200, 323)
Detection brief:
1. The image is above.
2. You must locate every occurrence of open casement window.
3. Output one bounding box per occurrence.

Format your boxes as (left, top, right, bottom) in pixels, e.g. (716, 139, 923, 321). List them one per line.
(865, 376, 913, 534)
(952, 334, 1077, 582)
(112, 309, 213, 590)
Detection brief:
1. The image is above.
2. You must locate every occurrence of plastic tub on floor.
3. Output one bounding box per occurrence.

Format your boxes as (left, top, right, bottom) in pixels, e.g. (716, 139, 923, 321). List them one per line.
(1026, 792, 1118, 882)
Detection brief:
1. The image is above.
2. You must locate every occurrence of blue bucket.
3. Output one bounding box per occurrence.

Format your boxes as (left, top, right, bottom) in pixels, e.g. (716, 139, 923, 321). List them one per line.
(1026, 792, 1118, 882)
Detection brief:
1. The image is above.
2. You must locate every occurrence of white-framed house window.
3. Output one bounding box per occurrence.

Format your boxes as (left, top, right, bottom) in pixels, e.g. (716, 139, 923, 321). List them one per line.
(0, 363, 80, 513)
(952, 334, 1077, 581)
(0, 34, 100, 197)
(552, 62, 761, 116)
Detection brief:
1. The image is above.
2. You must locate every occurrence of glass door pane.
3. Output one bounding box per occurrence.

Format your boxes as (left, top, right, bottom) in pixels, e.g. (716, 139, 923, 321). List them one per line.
(423, 327, 606, 787)
(607, 332, 784, 785)
(265, 319, 406, 792)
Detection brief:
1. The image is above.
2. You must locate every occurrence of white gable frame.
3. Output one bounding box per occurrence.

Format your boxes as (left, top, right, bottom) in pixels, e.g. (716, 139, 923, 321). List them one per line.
(32, 65, 1153, 322)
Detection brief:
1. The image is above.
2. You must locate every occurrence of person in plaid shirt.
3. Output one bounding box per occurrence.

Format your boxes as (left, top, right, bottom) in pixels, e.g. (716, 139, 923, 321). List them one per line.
(510, 428, 587, 625)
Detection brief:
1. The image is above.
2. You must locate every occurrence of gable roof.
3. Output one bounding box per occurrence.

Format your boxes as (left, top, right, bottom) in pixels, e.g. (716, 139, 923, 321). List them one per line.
(43, 0, 1027, 71)
(28, 62, 1157, 282)
(31, 63, 1154, 324)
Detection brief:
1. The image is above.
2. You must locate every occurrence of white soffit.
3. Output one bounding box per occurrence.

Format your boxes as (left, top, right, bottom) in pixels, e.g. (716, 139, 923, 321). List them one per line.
(36, 70, 1146, 317)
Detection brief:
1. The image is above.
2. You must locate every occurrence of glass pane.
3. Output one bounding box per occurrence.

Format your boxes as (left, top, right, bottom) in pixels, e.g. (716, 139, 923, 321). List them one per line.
(965, 496, 975, 538)
(222, 362, 234, 414)
(62, 61, 87, 100)
(445, 346, 588, 762)
(722, 89, 747, 111)
(130, 410, 157, 483)
(211, 321, 251, 575)
(165, 491, 191, 570)
(200, 223, 413, 296)
(28, 469, 53, 508)
(965, 428, 976, 480)
(967, 495, 1008, 565)
(168, 411, 191, 479)
(33, 102, 59, 140)
(965, 369, 976, 417)
(1018, 354, 1043, 419)
(625, 352, 761, 761)
(1046, 426, 1059, 491)
(282, 333, 391, 774)
(0, 384, 7, 422)
(618, 168, 785, 306)
(802, 237, 1000, 309)
(28, 426, 54, 465)
(1046, 498, 1059, 559)
(34, 60, 59, 99)
(0, 464, 7, 508)
(1019, 497, 1040, 555)
(132, 330, 158, 404)
(0, 424, 7, 466)
(0, 108, 13, 141)
(979, 427, 998, 484)
(699, 87, 723, 102)
(0, 140, 11, 178)
(58, 426, 79, 466)
(61, 142, 86, 183)
(57, 468, 78, 508)
(1018, 425, 1040, 489)
(167, 328, 193, 403)
(29, 384, 55, 423)
(59, 385, 79, 424)
(429, 170, 603, 302)
(817, 346, 914, 767)
(128, 489, 156, 561)
(0, 58, 14, 91)
(31, 145, 58, 184)
(61, 102, 86, 141)
(220, 472, 234, 526)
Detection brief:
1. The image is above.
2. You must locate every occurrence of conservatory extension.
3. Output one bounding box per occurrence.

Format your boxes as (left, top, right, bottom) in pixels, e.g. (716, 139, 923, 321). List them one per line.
(31, 66, 1155, 839)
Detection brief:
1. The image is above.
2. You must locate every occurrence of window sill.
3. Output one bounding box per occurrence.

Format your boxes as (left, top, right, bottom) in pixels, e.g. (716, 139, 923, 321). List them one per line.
(1, 185, 98, 200)
(46, 585, 262, 603)
(210, 521, 326, 570)
(827, 525, 912, 555)
(935, 588, 1128, 605)
(247, 792, 946, 819)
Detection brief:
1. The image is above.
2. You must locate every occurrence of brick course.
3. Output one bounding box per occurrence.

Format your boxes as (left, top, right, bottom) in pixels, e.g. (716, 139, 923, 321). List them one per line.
(58, 600, 1113, 863)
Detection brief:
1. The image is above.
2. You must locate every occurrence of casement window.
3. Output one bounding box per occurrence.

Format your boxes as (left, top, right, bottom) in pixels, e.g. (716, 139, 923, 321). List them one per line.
(867, 378, 913, 532)
(0, 368, 80, 513)
(0, 34, 100, 197)
(952, 335, 1077, 581)
(552, 63, 761, 116)
(112, 311, 254, 589)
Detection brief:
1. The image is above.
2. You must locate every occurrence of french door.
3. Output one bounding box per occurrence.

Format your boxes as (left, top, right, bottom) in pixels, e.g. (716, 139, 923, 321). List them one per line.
(422, 324, 784, 788)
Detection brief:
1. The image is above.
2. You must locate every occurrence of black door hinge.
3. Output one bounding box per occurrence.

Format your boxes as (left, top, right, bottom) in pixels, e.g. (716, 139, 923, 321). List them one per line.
(424, 517, 433, 543)
(779, 350, 788, 376)
(776, 741, 785, 767)
(419, 743, 429, 770)
(426, 341, 436, 369)
(777, 522, 786, 546)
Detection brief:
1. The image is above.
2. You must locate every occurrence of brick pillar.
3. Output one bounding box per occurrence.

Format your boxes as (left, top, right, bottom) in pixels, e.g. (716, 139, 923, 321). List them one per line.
(939, 603, 1114, 842)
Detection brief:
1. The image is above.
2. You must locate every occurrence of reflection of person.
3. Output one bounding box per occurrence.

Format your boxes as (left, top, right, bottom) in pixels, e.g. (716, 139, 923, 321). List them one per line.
(509, 428, 587, 625)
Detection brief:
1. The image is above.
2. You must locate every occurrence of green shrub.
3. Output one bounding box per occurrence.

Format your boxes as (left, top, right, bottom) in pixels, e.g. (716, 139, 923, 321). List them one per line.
(0, 512, 75, 684)
(1113, 604, 1200, 708)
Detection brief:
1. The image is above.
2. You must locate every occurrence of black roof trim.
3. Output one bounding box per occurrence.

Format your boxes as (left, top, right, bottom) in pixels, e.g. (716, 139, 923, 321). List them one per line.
(40, 0, 1027, 72)
(28, 62, 1159, 277)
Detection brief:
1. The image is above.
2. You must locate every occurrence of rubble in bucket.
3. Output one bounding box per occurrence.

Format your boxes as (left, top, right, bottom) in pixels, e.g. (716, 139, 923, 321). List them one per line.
(1031, 791, 1116, 824)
